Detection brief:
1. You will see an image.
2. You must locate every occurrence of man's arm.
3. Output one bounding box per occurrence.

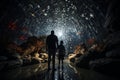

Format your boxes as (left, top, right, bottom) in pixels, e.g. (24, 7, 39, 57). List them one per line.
(46, 37, 48, 51)
(56, 36, 59, 48)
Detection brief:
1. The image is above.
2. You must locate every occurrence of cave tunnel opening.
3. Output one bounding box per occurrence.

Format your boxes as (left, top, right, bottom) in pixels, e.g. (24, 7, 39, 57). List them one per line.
(0, 0, 120, 80)
(0, 0, 109, 53)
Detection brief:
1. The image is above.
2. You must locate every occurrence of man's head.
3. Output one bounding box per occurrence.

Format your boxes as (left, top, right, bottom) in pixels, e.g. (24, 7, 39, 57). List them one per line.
(51, 30, 54, 35)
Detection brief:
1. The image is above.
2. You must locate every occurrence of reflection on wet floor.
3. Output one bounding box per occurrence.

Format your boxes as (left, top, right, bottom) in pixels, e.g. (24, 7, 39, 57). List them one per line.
(0, 59, 119, 80)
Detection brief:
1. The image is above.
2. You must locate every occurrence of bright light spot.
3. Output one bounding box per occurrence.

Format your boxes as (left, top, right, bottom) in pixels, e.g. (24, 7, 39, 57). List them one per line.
(47, 5, 50, 10)
(58, 31, 63, 37)
(31, 13, 35, 17)
(42, 9, 45, 12)
(44, 13, 47, 16)
(37, 5, 40, 8)
(85, 17, 89, 20)
(90, 13, 94, 18)
(81, 14, 85, 17)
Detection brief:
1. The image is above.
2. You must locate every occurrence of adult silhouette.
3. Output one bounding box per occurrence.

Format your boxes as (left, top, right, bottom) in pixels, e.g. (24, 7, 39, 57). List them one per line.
(57, 41, 66, 69)
(46, 30, 58, 71)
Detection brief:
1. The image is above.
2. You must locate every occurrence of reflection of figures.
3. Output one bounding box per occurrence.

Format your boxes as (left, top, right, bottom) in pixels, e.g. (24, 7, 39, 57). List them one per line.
(58, 67, 64, 80)
(46, 30, 58, 71)
(57, 41, 66, 69)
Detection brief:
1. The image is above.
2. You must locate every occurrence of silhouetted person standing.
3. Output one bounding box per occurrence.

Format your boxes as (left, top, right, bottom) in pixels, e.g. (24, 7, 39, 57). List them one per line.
(46, 30, 58, 71)
(57, 41, 65, 69)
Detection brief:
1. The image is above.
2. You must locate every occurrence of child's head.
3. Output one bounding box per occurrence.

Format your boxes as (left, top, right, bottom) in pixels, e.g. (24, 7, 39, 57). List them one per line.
(60, 41, 63, 45)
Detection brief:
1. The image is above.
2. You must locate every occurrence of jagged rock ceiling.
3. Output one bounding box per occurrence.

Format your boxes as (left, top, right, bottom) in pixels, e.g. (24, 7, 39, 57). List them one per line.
(0, 0, 108, 51)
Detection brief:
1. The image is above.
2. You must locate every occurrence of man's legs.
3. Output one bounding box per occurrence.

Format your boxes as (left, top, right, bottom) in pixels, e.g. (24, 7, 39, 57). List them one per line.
(48, 53, 51, 70)
(58, 57, 60, 69)
(52, 53, 55, 70)
(62, 59, 63, 69)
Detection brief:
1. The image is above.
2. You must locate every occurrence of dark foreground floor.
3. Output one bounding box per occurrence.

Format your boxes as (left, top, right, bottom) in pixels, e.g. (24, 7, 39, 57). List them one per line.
(0, 59, 119, 80)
